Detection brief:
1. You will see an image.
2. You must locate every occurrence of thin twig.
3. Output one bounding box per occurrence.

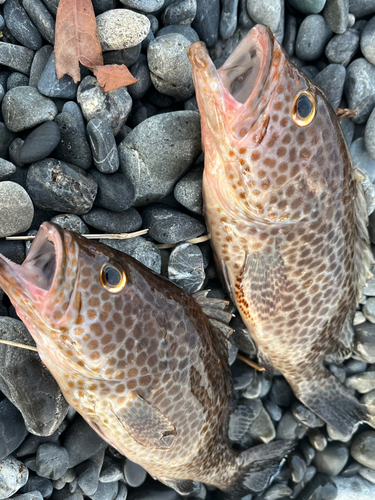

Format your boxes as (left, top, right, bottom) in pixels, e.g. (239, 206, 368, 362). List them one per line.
(157, 234, 211, 250)
(5, 229, 149, 241)
(335, 108, 357, 121)
(236, 353, 265, 371)
(0, 339, 38, 352)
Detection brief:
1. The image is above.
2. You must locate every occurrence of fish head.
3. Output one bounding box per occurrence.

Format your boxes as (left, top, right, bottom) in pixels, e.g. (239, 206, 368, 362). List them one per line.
(188, 24, 342, 224)
(0, 222, 157, 377)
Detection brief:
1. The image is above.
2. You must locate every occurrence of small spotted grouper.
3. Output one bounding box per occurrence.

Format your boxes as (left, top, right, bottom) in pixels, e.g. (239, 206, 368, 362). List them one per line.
(188, 24, 375, 437)
(0, 222, 294, 497)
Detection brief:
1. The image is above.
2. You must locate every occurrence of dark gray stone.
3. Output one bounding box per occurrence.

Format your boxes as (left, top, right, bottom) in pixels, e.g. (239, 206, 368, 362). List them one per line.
(88, 480, 118, 500)
(50, 214, 89, 234)
(89, 169, 135, 212)
(308, 429, 327, 451)
(81, 207, 142, 233)
(3, 0, 42, 50)
(325, 29, 360, 66)
(92, 0, 117, 15)
(314, 64, 346, 109)
(0, 42, 34, 74)
(345, 58, 375, 124)
(50, 484, 84, 500)
(9, 138, 26, 167)
(29, 45, 53, 88)
(341, 116, 355, 146)
(301, 65, 320, 79)
(288, 0, 326, 14)
(20, 121, 61, 163)
(76, 451, 104, 496)
(2, 86, 57, 132)
(168, 243, 205, 294)
(87, 119, 119, 173)
(269, 377, 293, 407)
(365, 107, 375, 161)
(349, 0, 375, 17)
(276, 411, 305, 440)
(323, 0, 349, 34)
(17, 422, 67, 457)
(100, 236, 161, 273)
(174, 164, 203, 215)
(118, 0, 164, 12)
(0, 181, 34, 237)
(7, 72, 29, 90)
(314, 442, 349, 476)
(38, 52, 77, 99)
(22, 0, 55, 44)
(0, 122, 16, 160)
(0, 399, 28, 460)
(301, 441, 316, 465)
(77, 76, 132, 136)
(263, 399, 282, 422)
(0, 157, 16, 180)
(156, 25, 199, 44)
(12, 492, 44, 500)
(148, 34, 194, 99)
(123, 459, 147, 488)
(296, 473, 337, 500)
(127, 55, 151, 100)
(162, 0, 197, 25)
(353, 321, 375, 362)
(118, 111, 201, 206)
(263, 484, 293, 500)
(122, 44, 142, 67)
(220, 0, 239, 39)
(289, 453, 307, 483)
(53, 113, 92, 170)
(36, 443, 70, 480)
(192, 0, 220, 47)
(62, 101, 86, 136)
(292, 402, 325, 428)
(296, 15, 332, 61)
(26, 159, 97, 214)
(20, 475, 53, 498)
(283, 15, 297, 56)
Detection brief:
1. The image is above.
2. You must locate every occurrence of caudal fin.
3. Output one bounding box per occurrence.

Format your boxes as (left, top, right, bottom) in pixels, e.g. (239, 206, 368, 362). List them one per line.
(222, 439, 295, 498)
(299, 372, 374, 437)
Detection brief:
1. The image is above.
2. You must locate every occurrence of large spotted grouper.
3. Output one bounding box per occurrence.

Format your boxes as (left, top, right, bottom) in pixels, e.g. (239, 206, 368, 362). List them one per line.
(187, 24, 375, 437)
(0, 221, 294, 497)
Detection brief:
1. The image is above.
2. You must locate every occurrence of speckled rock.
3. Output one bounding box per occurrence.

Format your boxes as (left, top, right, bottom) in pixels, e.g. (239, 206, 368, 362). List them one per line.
(29, 45, 53, 88)
(118, 0, 164, 12)
(3, 0, 42, 51)
(0, 181, 34, 237)
(100, 237, 161, 274)
(314, 64, 346, 109)
(174, 164, 203, 214)
(50, 214, 89, 234)
(365, 107, 375, 161)
(36, 444, 70, 480)
(89, 169, 135, 212)
(295, 15, 332, 61)
(87, 119, 119, 173)
(192, 0, 220, 47)
(351, 431, 375, 470)
(323, 0, 349, 34)
(0, 456, 28, 499)
(246, 0, 282, 33)
(22, 0, 55, 45)
(0, 42, 34, 75)
(38, 52, 78, 99)
(162, 0, 197, 26)
(168, 243, 205, 294)
(361, 15, 375, 65)
(325, 29, 360, 66)
(0, 158, 16, 180)
(96, 9, 150, 51)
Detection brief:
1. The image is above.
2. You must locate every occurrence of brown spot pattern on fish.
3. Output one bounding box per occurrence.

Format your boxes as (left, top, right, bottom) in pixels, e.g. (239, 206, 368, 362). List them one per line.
(188, 25, 375, 436)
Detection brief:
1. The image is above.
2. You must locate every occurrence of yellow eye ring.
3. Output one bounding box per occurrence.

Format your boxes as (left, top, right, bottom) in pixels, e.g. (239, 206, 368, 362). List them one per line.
(100, 263, 127, 293)
(292, 91, 316, 127)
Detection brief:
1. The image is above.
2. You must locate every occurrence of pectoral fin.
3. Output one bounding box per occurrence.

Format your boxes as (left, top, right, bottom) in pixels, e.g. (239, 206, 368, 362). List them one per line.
(112, 391, 176, 449)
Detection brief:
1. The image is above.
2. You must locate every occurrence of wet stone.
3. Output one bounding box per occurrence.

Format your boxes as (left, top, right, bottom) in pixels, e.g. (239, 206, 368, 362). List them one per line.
(87, 119, 119, 173)
(19, 121, 61, 163)
(363, 297, 375, 323)
(365, 107, 375, 162)
(29, 45, 53, 88)
(0, 181, 34, 237)
(345, 58, 375, 124)
(168, 243, 205, 294)
(100, 237, 161, 274)
(36, 443, 70, 480)
(308, 429, 327, 451)
(38, 52, 78, 99)
(2, 86, 57, 132)
(269, 377, 293, 407)
(323, 0, 349, 34)
(81, 207, 142, 233)
(7, 72, 29, 91)
(77, 76, 132, 136)
(161, 0, 197, 26)
(53, 113, 92, 170)
(3, 0, 42, 51)
(26, 159, 97, 215)
(325, 29, 360, 66)
(351, 431, 375, 469)
(192, 0, 220, 47)
(0, 399, 28, 460)
(22, 0, 55, 45)
(123, 459, 147, 488)
(296, 15, 332, 61)
(148, 34, 194, 99)
(0, 456, 28, 498)
(174, 164, 203, 215)
(345, 371, 375, 393)
(361, 15, 375, 65)
(289, 453, 307, 483)
(0, 158, 16, 180)
(314, 64, 346, 109)
(313, 442, 349, 476)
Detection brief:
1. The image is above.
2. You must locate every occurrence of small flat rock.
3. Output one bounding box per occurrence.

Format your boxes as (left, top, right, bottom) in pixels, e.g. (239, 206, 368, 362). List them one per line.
(96, 9, 150, 51)
(123, 459, 147, 488)
(148, 34, 194, 99)
(0, 158, 16, 180)
(345, 58, 375, 124)
(313, 442, 349, 476)
(162, 0, 197, 26)
(0, 456, 28, 499)
(363, 297, 375, 323)
(263, 399, 282, 422)
(192, 0, 220, 47)
(3, 0, 42, 50)
(2, 86, 57, 132)
(246, 0, 282, 33)
(0, 399, 29, 461)
(53, 113, 92, 170)
(38, 51, 77, 99)
(168, 243, 205, 294)
(118, 111, 201, 206)
(365, 107, 375, 161)
(99, 236, 161, 273)
(81, 207, 142, 233)
(247, 403, 276, 443)
(89, 169, 135, 212)
(87, 119, 119, 173)
(289, 453, 307, 483)
(174, 164, 203, 215)
(295, 15, 332, 61)
(22, 0, 55, 45)
(0, 42, 34, 75)
(351, 431, 375, 469)
(287, 0, 326, 14)
(77, 76, 132, 136)
(118, 0, 163, 11)
(26, 159, 97, 215)
(353, 321, 375, 363)
(0, 181, 34, 237)
(361, 15, 375, 65)
(345, 371, 375, 393)
(314, 64, 346, 109)
(20, 121, 61, 163)
(325, 29, 360, 66)
(308, 429, 327, 451)
(50, 214, 89, 234)
(29, 45, 54, 88)
(323, 0, 349, 34)
(36, 444, 70, 480)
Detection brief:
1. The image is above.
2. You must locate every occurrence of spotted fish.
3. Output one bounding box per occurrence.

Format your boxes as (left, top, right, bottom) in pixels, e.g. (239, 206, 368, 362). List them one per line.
(188, 24, 375, 437)
(0, 222, 294, 497)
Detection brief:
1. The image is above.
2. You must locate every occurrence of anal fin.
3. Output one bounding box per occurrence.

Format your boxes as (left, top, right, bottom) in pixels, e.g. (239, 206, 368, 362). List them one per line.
(158, 477, 201, 496)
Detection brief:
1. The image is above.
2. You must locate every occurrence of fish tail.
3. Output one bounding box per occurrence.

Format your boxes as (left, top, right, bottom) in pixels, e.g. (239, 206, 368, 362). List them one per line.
(298, 370, 373, 437)
(220, 440, 295, 497)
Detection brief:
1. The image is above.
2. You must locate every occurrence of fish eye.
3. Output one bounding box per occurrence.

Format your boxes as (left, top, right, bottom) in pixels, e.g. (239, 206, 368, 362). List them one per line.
(292, 91, 316, 127)
(100, 263, 126, 293)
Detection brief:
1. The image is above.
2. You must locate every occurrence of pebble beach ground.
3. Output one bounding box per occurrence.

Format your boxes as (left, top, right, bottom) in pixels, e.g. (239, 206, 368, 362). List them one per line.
(1, 0, 375, 499)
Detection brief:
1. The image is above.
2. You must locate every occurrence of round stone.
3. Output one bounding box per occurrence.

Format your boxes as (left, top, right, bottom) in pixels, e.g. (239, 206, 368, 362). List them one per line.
(22, 0, 55, 45)
(96, 9, 150, 51)
(363, 297, 375, 323)
(168, 243, 205, 294)
(2, 86, 58, 132)
(351, 431, 375, 470)
(314, 442, 349, 476)
(162, 0, 197, 26)
(192, 0, 220, 47)
(36, 444, 70, 480)
(174, 164, 203, 215)
(127, 54, 151, 100)
(123, 459, 147, 488)
(322, 0, 349, 34)
(0, 158, 16, 181)
(325, 29, 360, 66)
(295, 15, 332, 61)
(365, 107, 375, 161)
(118, 0, 164, 11)
(0, 456, 28, 498)
(0, 181, 34, 237)
(0, 43, 34, 75)
(81, 207, 142, 233)
(246, 0, 282, 33)
(345, 371, 375, 393)
(62, 101, 86, 136)
(29, 45, 53, 88)
(19, 121, 61, 163)
(7, 72, 29, 91)
(0, 399, 29, 461)
(89, 169, 135, 212)
(287, 0, 326, 14)
(157, 24, 200, 44)
(344, 58, 375, 124)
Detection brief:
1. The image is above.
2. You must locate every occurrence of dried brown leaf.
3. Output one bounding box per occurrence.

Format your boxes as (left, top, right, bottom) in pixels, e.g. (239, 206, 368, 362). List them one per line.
(93, 64, 139, 92)
(55, 0, 103, 83)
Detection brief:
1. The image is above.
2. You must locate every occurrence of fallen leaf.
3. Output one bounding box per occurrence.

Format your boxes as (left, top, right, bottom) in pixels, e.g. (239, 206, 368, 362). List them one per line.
(55, 0, 103, 83)
(93, 64, 139, 92)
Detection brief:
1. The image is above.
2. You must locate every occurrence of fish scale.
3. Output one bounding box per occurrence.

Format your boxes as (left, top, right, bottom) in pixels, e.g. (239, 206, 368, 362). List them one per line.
(188, 24, 375, 437)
